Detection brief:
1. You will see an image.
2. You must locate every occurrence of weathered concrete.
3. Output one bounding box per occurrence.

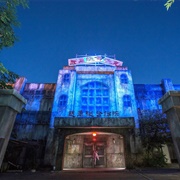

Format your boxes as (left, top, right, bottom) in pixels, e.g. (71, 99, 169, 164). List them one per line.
(0, 89, 27, 168)
(159, 91, 180, 167)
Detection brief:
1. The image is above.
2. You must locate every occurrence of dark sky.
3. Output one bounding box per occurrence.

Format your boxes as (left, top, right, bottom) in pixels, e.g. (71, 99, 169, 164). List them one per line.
(1, 0, 180, 84)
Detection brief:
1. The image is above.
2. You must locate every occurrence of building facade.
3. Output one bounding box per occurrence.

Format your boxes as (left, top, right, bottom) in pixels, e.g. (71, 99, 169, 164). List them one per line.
(6, 55, 179, 170)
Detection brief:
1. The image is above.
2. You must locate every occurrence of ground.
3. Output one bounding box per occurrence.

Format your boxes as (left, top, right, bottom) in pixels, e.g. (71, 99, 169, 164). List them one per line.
(0, 168, 180, 180)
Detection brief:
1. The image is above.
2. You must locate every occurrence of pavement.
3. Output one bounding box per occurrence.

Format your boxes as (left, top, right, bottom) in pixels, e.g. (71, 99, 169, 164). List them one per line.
(0, 168, 180, 180)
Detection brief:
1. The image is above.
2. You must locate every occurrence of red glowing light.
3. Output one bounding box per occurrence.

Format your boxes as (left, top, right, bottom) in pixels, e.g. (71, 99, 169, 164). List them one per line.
(92, 132, 96, 137)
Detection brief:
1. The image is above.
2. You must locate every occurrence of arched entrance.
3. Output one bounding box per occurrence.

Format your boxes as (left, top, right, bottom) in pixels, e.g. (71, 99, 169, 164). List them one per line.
(63, 132, 125, 170)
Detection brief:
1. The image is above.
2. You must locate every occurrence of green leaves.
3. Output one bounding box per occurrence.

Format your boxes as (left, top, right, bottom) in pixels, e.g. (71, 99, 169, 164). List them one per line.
(164, 0, 175, 11)
(0, 1, 27, 88)
(0, 62, 19, 89)
(0, 0, 28, 50)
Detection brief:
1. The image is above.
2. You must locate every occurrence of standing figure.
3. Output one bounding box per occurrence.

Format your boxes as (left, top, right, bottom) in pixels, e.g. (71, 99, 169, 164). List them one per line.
(93, 149, 99, 166)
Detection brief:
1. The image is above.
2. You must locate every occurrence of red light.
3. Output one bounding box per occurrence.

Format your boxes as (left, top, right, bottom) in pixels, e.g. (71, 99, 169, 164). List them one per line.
(92, 132, 96, 137)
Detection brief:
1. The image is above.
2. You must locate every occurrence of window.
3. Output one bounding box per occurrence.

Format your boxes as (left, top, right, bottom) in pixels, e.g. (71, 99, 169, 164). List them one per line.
(58, 95, 68, 107)
(81, 81, 109, 116)
(120, 74, 128, 84)
(123, 95, 131, 107)
(63, 73, 70, 83)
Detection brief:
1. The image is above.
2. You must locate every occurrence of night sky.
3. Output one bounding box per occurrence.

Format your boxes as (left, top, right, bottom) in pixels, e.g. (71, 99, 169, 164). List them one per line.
(1, 0, 180, 84)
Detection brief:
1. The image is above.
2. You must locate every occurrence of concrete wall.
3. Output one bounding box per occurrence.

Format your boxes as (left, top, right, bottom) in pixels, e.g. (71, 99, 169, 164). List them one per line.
(159, 91, 180, 167)
(0, 89, 26, 168)
(14, 83, 56, 141)
(50, 65, 139, 127)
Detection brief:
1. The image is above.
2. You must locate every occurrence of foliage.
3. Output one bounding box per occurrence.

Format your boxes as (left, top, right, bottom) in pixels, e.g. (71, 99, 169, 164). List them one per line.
(0, 62, 19, 89)
(0, 1, 28, 89)
(0, 0, 28, 50)
(164, 0, 175, 11)
(143, 151, 168, 167)
(139, 110, 171, 167)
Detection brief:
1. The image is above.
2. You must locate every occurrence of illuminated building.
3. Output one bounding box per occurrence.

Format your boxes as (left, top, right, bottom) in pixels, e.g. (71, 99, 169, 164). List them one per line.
(9, 55, 178, 170)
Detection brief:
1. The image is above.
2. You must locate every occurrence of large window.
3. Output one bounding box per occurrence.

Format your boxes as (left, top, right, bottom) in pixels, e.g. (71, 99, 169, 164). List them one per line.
(81, 82, 109, 116)
(123, 95, 131, 108)
(120, 74, 128, 84)
(58, 95, 68, 108)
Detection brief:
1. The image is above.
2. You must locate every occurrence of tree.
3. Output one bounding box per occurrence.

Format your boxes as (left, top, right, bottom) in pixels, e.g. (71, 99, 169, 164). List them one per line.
(164, 0, 175, 10)
(0, 62, 19, 89)
(0, 0, 28, 49)
(0, 0, 28, 89)
(139, 110, 172, 167)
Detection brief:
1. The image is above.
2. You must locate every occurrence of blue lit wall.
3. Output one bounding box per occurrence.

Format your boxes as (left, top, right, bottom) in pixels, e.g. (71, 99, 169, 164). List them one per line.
(13, 59, 179, 135)
(114, 70, 138, 127)
(134, 79, 175, 114)
(14, 82, 56, 140)
(134, 84, 163, 111)
(50, 65, 139, 128)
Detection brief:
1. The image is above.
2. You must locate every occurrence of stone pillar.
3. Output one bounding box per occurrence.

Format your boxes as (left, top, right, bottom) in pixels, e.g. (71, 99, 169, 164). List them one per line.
(159, 91, 180, 167)
(0, 89, 27, 168)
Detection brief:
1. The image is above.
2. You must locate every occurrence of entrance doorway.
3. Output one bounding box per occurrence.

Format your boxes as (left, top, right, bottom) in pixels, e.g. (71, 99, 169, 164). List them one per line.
(63, 132, 125, 170)
(83, 141, 106, 168)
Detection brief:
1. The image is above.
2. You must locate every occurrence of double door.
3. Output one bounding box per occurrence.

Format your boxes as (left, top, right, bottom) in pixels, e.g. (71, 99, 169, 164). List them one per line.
(83, 141, 106, 168)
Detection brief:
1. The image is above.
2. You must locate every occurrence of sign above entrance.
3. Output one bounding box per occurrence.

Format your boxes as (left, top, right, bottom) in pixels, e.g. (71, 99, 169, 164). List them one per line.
(68, 55, 123, 67)
(54, 117, 135, 128)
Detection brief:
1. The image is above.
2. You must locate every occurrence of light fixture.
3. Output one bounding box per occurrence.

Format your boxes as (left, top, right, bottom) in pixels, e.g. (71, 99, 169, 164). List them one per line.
(113, 138, 115, 144)
(92, 132, 97, 137)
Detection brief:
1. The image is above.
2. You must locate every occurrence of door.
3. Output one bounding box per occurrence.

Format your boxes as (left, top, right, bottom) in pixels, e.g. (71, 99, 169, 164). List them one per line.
(83, 141, 106, 168)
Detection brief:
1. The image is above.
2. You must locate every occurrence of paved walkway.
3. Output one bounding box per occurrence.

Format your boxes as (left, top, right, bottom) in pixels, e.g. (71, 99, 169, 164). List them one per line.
(0, 168, 180, 180)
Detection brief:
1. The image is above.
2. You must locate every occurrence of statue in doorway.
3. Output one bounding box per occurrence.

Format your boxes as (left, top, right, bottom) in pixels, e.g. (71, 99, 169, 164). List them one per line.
(93, 150, 99, 165)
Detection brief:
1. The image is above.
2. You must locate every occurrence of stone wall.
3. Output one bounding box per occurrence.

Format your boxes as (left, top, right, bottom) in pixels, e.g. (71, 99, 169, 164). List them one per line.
(63, 135, 83, 168)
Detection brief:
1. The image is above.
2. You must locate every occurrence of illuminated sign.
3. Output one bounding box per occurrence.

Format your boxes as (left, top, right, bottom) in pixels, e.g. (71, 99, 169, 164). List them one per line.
(68, 56, 123, 67)
(83, 56, 103, 63)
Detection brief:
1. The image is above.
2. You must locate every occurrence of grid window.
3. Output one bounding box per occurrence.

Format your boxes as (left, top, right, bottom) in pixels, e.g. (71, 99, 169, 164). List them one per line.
(58, 95, 68, 107)
(81, 81, 109, 116)
(63, 73, 70, 83)
(120, 74, 128, 84)
(123, 95, 131, 107)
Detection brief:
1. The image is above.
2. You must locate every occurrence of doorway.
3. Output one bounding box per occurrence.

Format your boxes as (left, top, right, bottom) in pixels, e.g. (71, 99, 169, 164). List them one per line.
(63, 132, 125, 170)
(83, 141, 106, 168)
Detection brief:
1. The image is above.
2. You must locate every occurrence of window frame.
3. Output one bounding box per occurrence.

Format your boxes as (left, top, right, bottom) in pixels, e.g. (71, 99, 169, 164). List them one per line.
(81, 81, 110, 116)
(58, 94, 68, 108)
(120, 74, 128, 84)
(123, 95, 132, 108)
(63, 73, 70, 83)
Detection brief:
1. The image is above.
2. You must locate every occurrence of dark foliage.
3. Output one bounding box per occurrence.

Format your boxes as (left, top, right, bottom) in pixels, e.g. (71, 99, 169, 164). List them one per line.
(139, 110, 172, 167)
